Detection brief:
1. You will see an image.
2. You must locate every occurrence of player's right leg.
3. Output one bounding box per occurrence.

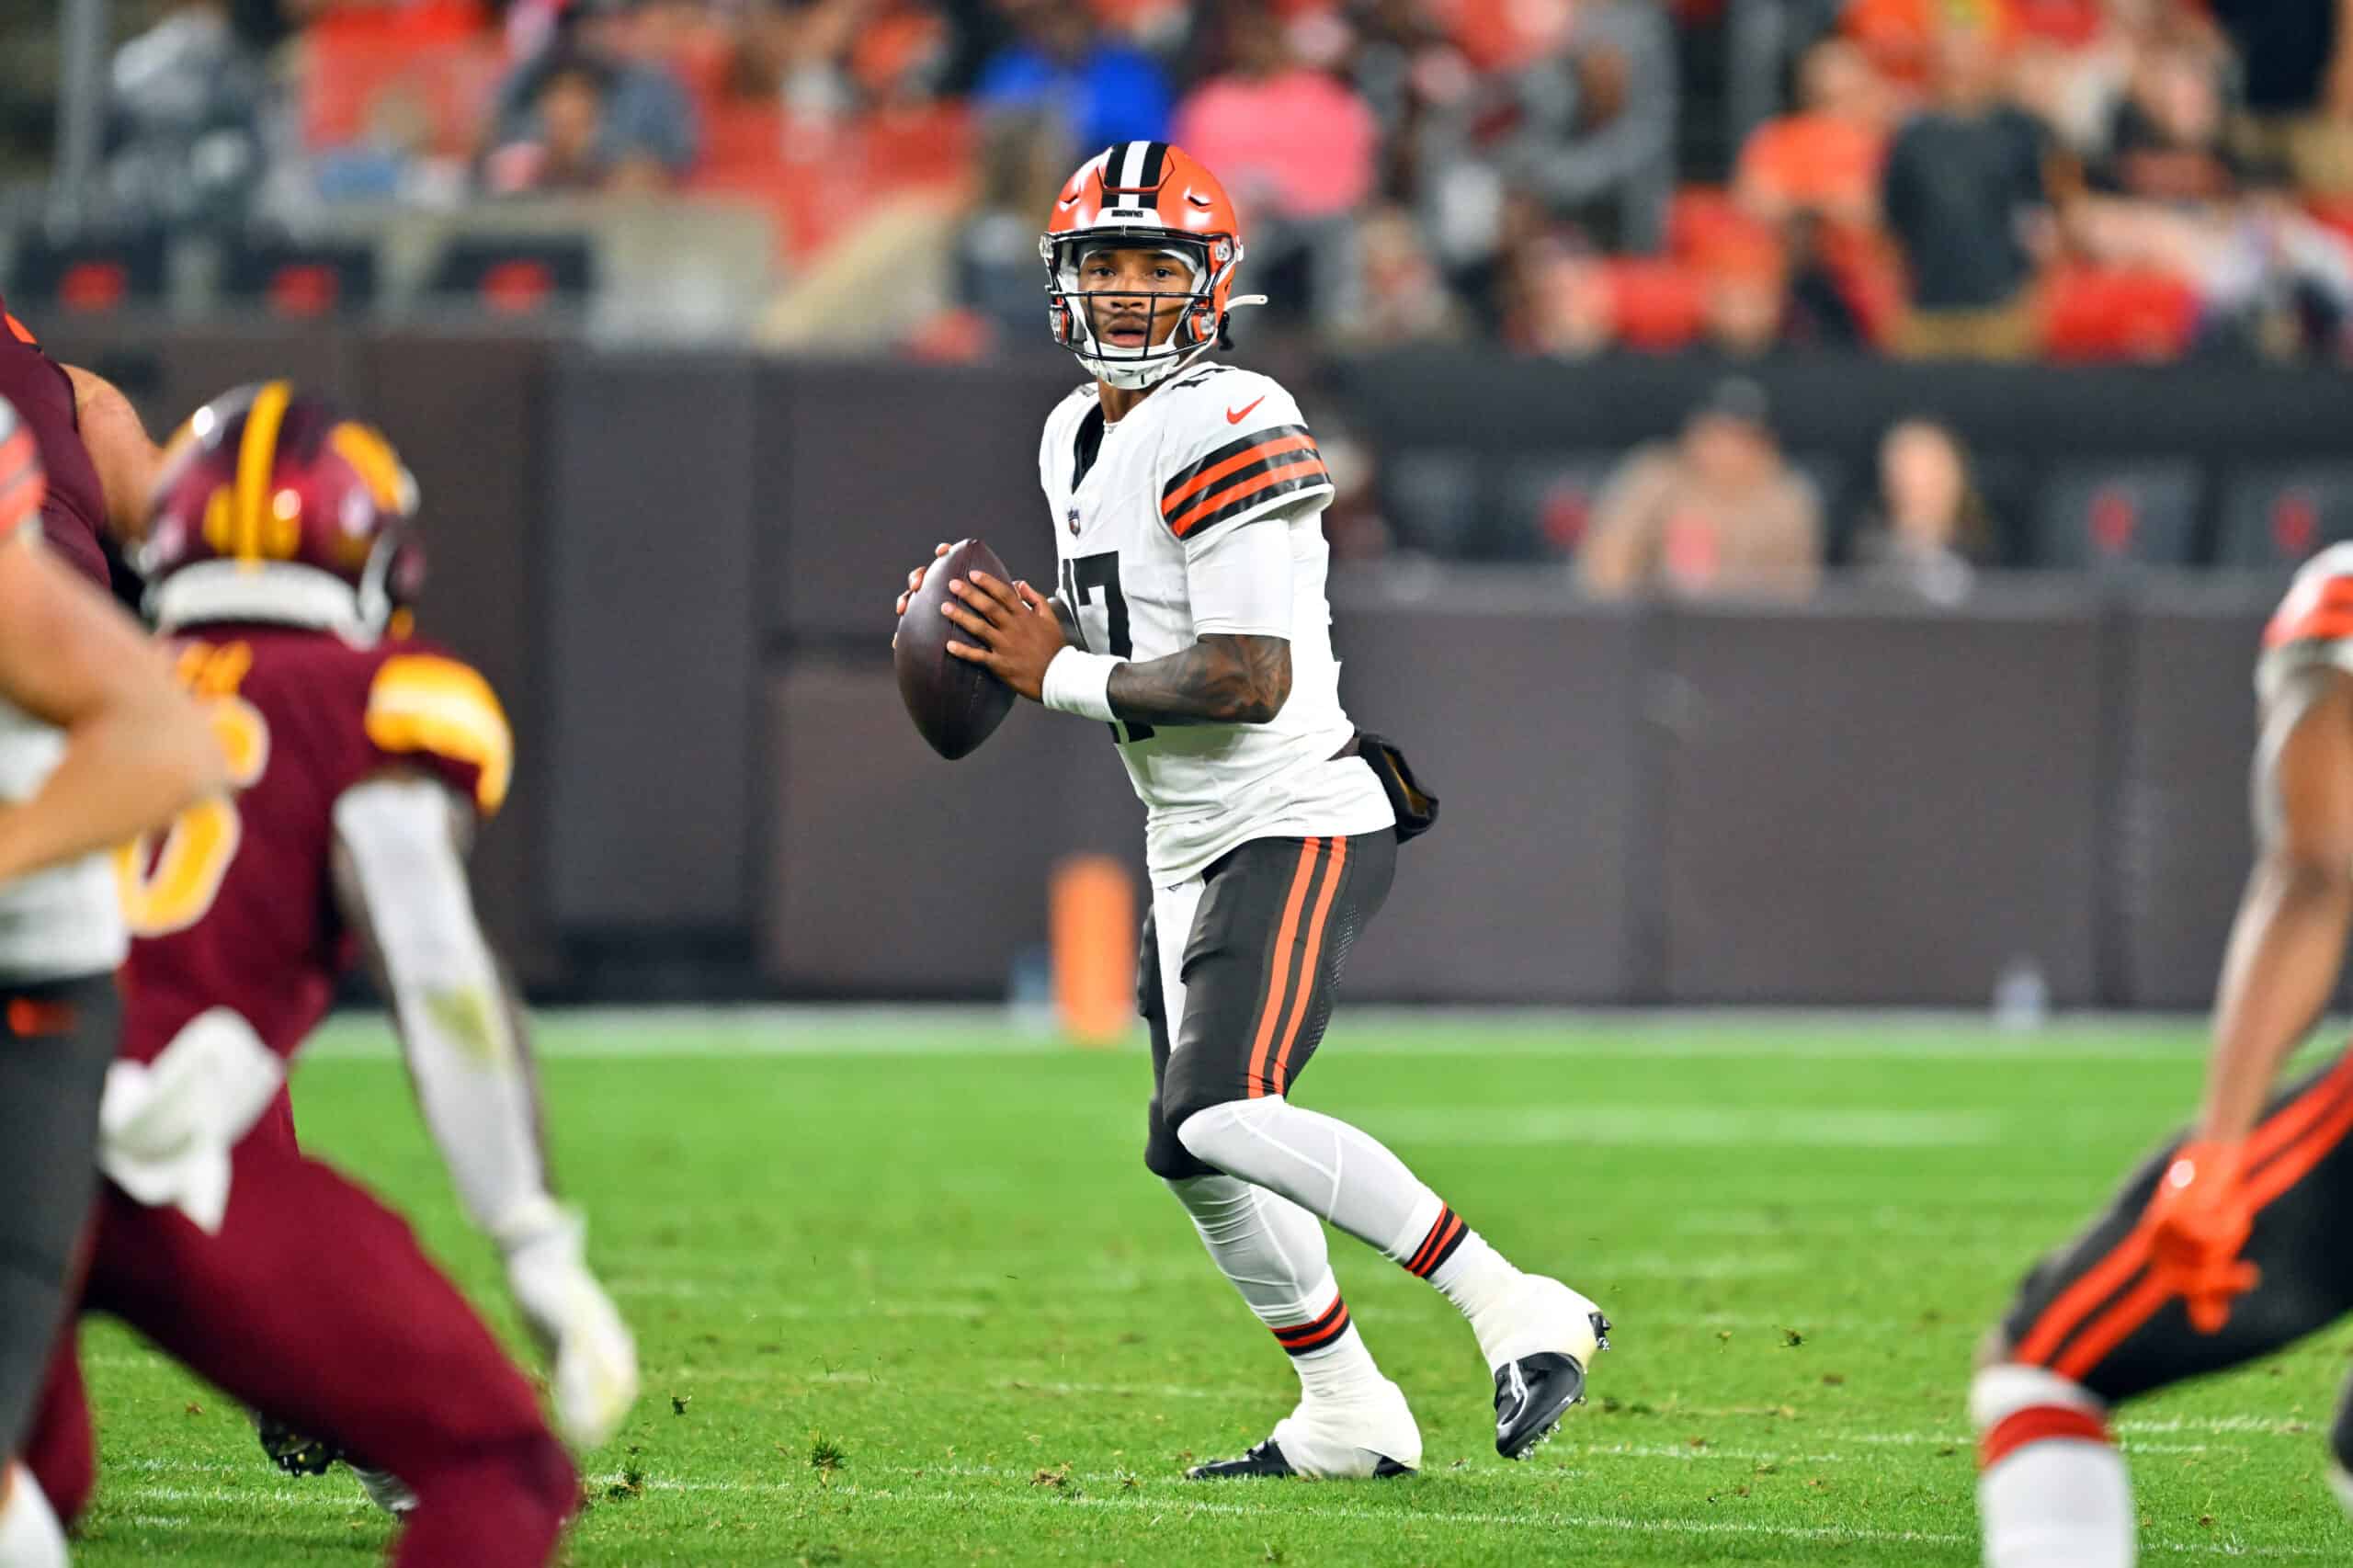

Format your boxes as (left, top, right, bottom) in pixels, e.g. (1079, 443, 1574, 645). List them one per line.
(1156, 834, 1608, 1459)
(1975, 1051, 2353, 1567)
(1142, 887, 1420, 1481)
(0, 974, 117, 1460)
(77, 1125, 575, 1568)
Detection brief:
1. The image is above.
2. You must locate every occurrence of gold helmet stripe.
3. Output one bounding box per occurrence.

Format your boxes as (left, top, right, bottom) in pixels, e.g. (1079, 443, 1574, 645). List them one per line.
(233, 381, 292, 565)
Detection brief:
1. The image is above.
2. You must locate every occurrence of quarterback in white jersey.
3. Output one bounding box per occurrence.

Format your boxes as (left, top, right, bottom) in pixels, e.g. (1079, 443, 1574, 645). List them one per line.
(897, 142, 1608, 1480)
(0, 395, 224, 1566)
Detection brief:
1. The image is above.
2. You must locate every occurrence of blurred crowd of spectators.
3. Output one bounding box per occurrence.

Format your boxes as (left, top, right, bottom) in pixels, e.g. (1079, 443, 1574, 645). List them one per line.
(40, 0, 2353, 364)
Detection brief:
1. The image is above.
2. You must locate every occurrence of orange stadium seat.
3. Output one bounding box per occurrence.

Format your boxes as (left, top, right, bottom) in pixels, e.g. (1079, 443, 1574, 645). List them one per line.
(687, 104, 971, 265)
(2038, 267, 2200, 361)
(1603, 259, 1707, 352)
(299, 19, 503, 157)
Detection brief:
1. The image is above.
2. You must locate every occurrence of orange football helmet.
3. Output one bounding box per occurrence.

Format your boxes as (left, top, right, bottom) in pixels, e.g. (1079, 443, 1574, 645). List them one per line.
(1040, 141, 1256, 390)
(142, 381, 423, 641)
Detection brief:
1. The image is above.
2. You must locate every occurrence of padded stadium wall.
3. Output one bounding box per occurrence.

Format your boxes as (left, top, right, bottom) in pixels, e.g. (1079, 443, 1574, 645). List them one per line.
(32, 324, 2344, 1007)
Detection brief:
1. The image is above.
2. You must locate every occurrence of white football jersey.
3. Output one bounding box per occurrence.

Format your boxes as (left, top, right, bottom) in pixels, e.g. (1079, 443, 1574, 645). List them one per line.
(1038, 364, 1392, 883)
(0, 695, 127, 978)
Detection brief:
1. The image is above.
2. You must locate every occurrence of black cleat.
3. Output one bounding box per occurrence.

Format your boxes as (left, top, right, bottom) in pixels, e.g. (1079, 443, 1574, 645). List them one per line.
(1185, 1439, 1414, 1481)
(256, 1413, 343, 1478)
(1495, 1312, 1611, 1460)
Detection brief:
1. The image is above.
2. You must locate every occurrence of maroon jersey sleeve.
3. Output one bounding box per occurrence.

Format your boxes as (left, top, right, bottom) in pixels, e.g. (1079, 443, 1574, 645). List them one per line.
(359, 641, 514, 820)
(0, 295, 108, 586)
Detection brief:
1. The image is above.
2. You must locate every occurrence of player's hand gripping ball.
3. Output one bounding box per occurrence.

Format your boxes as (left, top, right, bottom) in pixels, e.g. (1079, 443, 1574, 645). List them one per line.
(893, 539, 1028, 759)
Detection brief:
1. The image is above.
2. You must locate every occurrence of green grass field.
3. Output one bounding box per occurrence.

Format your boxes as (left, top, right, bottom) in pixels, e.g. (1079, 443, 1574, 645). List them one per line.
(58, 1009, 2353, 1565)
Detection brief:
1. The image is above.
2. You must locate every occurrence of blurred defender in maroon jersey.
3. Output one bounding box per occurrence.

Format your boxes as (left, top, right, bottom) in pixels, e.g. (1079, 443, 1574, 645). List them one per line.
(20, 382, 637, 1568)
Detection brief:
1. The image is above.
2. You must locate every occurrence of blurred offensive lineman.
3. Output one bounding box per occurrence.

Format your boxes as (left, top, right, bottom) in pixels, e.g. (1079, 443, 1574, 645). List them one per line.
(18, 383, 638, 1568)
(0, 395, 223, 1568)
(893, 142, 1609, 1477)
(1974, 541, 2353, 1565)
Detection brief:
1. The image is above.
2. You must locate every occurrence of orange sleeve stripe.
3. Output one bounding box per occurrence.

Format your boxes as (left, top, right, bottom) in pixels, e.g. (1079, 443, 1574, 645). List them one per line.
(1168, 456, 1330, 538)
(1160, 434, 1320, 517)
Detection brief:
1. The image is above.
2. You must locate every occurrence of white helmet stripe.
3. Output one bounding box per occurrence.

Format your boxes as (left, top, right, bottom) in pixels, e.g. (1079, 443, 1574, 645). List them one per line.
(1117, 141, 1148, 196)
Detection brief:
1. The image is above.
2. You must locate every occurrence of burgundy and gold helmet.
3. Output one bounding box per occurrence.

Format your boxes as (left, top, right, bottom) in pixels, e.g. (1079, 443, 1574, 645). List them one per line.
(142, 381, 422, 639)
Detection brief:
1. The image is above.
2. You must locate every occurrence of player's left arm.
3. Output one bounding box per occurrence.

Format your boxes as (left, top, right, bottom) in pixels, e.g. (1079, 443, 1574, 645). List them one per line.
(2198, 668, 2353, 1146)
(2142, 666, 2353, 1333)
(329, 771, 638, 1449)
(60, 365, 163, 543)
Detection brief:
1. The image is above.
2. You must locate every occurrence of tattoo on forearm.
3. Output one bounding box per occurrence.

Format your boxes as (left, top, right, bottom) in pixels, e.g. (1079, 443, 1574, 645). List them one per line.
(1108, 634, 1291, 725)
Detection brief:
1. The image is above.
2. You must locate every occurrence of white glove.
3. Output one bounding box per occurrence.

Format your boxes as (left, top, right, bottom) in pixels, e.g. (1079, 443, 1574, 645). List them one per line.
(499, 1203, 640, 1450)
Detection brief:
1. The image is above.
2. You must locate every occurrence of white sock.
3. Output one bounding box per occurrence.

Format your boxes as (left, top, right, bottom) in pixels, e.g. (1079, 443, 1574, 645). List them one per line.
(0, 1465, 67, 1568)
(1176, 1097, 1526, 1307)
(2331, 1464, 2353, 1521)
(1972, 1364, 2133, 1568)
(1166, 1174, 1387, 1404)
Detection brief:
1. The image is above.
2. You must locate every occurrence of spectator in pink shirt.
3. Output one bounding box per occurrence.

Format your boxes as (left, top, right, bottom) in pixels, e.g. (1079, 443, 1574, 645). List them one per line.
(1172, 8, 1381, 328)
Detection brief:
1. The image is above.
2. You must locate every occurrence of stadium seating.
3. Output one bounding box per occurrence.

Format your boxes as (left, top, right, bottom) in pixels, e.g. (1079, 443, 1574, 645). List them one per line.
(2039, 267, 2201, 362)
(5, 233, 169, 314)
(2031, 460, 2203, 570)
(424, 236, 595, 313)
(2214, 466, 2353, 570)
(219, 239, 380, 319)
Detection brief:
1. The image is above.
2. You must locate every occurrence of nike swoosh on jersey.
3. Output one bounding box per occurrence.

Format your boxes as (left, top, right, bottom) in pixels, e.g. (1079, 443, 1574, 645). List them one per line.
(1226, 396, 1267, 425)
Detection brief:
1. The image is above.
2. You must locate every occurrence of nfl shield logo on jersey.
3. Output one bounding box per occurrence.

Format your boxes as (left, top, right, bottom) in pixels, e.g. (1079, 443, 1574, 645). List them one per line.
(1066, 506, 1081, 537)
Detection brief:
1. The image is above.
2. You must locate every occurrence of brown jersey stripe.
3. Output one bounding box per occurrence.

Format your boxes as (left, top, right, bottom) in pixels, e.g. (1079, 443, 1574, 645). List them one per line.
(1162, 429, 1317, 517)
(1168, 458, 1332, 540)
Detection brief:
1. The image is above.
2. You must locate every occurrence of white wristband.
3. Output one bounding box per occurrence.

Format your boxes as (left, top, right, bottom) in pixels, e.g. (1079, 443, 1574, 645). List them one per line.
(1041, 647, 1124, 723)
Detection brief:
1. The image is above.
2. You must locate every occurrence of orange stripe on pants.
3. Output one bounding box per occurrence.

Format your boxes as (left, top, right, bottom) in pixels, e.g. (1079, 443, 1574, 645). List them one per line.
(1268, 836, 1347, 1096)
(1246, 840, 1324, 1097)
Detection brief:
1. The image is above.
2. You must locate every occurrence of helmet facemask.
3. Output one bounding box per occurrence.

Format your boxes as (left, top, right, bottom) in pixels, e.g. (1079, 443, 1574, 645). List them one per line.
(1041, 233, 1241, 392)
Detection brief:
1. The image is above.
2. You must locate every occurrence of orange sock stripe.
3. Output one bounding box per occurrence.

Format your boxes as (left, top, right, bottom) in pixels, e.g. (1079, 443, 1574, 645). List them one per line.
(1405, 1206, 1459, 1277)
(1418, 1213, 1469, 1278)
(1979, 1405, 2110, 1471)
(1245, 841, 1324, 1097)
(1273, 1299, 1351, 1353)
(1268, 836, 1347, 1096)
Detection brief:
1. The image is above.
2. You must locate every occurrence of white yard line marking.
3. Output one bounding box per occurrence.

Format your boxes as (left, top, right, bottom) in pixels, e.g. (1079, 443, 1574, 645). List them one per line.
(289, 1005, 2266, 1064)
(1377, 1106, 2004, 1148)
